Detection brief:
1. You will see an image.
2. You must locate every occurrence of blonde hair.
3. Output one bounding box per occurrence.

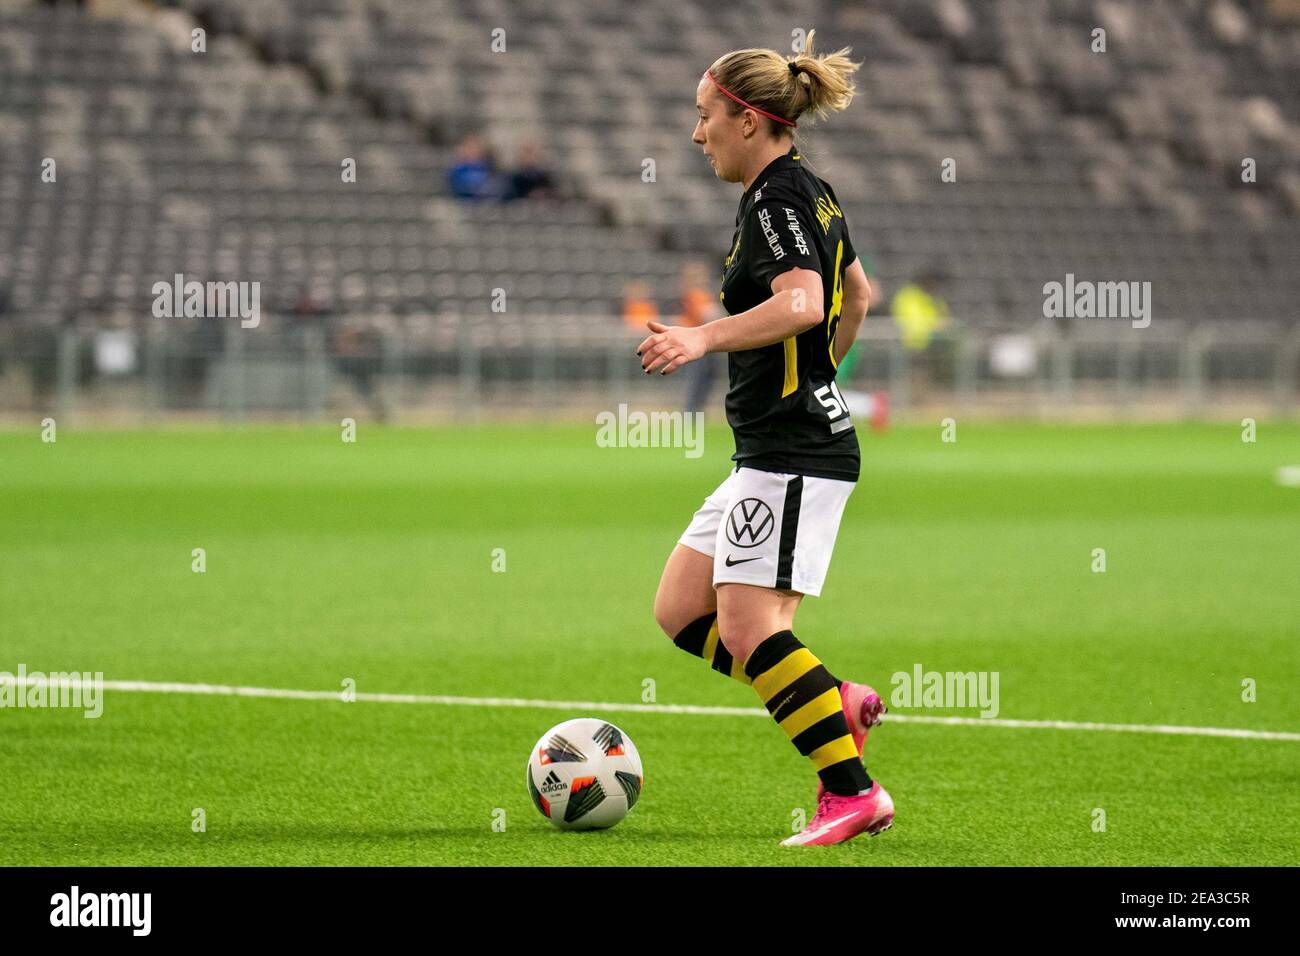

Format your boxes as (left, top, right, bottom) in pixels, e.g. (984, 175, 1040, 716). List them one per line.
(706, 30, 860, 134)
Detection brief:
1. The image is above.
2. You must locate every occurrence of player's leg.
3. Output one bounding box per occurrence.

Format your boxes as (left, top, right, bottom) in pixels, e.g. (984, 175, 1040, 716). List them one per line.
(653, 543, 715, 640)
(716, 581, 893, 846)
(653, 543, 755, 684)
(655, 470, 755, 685)
(711, 468, 892, 844)
(715, 582, 869, 797)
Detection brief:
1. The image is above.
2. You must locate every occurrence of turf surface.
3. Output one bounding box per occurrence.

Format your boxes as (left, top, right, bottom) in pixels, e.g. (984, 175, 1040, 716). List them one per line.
(1, 421, 1297, 865)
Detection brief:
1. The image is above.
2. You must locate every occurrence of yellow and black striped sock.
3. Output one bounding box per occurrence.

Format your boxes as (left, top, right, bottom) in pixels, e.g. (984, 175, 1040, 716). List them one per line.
(672, 613, 752, 685)
(673, 613, 843, 688)
(743, 629, 871, 796)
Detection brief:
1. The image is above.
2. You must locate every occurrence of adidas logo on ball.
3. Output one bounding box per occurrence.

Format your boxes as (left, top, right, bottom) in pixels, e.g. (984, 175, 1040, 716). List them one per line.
(527, 718, 644, 831)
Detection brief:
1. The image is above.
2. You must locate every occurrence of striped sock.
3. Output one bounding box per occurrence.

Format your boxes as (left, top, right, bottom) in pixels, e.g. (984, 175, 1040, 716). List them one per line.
(672, 612, 752, 685)
(743, 629, 871, 796)
(672, 613, 842, 688)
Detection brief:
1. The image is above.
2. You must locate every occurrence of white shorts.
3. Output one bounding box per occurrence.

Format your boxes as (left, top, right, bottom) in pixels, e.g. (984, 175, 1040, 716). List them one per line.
(677, 466, 855, 597)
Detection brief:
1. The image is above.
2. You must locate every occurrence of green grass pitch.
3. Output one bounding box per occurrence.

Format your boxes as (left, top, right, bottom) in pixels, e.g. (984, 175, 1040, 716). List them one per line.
(1, 421, 1297, 866)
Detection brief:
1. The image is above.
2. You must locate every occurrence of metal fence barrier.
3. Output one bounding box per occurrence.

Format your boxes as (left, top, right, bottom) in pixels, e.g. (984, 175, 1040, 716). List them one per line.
(1, 316, 1297, 423)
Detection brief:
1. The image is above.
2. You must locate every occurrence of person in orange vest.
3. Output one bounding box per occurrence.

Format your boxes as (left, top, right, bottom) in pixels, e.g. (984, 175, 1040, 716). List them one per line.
(676, 261, 725, 412)
(622, 280, 659, 331)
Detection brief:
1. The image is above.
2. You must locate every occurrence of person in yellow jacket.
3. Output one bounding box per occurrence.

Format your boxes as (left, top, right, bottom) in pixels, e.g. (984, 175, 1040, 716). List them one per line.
(890, 272, 949, 350)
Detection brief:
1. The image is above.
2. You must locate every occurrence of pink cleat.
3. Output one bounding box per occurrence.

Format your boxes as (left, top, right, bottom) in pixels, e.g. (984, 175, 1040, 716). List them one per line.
(782, 780, 894, 847)
(816, 680, 886, 803)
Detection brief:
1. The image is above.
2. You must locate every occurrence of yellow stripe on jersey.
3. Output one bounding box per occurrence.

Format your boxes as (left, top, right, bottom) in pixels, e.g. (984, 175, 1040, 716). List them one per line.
(781, 336, 798, 397)
(724, 233, 741, 268)
(827, 239, 845, 369)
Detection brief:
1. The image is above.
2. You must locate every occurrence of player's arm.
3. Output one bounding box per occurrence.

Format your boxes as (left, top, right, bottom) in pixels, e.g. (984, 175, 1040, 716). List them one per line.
(638, 269, 823, 375)
(831, 256, 871, 366)
(707, 268, 824, 350)
(642, 195, 825, 375)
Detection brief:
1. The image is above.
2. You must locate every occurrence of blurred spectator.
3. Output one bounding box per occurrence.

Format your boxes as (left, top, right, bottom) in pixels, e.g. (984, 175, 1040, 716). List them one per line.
(447, 135, 500, 201)
(891, 269, 949, 350)
(502, 140, 556, 201)
(621, 280, 658, 331)
(293, 285, 328, 332)
(892, 268, 959, 398)
(186, 313, 224, 406)
(0, 276, 8, 378)
(676, 261, 725, 413)
(332, 315, 388, 422)
(19, 310, 71, 413)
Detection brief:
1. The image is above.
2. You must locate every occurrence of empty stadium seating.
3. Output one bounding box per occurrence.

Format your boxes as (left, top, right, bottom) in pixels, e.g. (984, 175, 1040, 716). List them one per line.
(1, 0, 1297, 334)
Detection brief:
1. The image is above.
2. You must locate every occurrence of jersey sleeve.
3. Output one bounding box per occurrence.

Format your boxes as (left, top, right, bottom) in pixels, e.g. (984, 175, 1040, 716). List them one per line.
(841, 218, 858, 270)
(825, 182, 858, 270)
(744, 198, 822, 290)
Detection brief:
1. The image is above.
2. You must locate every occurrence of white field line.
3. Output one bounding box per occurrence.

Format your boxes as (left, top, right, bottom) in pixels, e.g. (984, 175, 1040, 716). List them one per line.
(1276, 465, 1300, 487)
(2, 675, 1298, 742)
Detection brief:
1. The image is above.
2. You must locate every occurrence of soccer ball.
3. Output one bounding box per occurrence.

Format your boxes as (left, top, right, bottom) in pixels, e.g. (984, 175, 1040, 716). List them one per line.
(525, 717, 644, 830)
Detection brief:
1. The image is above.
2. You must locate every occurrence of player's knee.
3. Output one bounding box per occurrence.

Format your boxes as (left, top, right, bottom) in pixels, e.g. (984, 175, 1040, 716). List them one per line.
(654, 590, 718, 644)
(652, 590, 685, 640)
(714, 612, 761, 663)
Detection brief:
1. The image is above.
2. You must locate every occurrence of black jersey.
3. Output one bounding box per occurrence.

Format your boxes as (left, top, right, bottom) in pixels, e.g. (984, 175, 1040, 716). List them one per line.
(718, 144, 861, 482)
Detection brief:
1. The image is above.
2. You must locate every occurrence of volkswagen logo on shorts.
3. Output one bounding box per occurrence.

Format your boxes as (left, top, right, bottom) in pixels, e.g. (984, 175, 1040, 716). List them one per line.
(726, 498, 775, 548)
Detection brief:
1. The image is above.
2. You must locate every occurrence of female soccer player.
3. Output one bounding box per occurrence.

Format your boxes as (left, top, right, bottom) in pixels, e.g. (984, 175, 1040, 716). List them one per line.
(639, 32, 890, 846)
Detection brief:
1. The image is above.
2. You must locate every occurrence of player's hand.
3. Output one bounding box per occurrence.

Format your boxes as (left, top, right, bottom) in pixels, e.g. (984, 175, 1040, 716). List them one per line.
(637, 320, 708, 376)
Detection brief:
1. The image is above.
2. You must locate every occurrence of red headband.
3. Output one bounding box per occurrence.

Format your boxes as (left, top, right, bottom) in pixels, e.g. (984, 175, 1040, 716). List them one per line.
(704, 70, 797, 128)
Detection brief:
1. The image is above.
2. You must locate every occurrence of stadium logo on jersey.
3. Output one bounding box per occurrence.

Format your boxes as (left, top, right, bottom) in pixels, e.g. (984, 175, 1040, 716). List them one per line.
(784, 208, 810, 255)
(757, 207, 785, 260)
(726, 498, 775, 548)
